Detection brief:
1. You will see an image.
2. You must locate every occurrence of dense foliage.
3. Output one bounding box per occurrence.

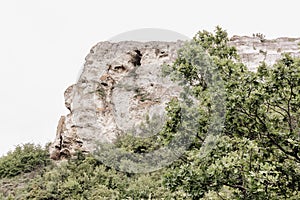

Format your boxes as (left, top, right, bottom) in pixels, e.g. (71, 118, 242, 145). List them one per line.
(163, 26, 300, 199)
(0, 143, 50, 179)
(1, 27, 299, 199)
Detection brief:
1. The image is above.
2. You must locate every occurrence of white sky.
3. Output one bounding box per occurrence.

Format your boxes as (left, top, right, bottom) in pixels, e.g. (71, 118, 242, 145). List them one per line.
(0, 0, 299, 156)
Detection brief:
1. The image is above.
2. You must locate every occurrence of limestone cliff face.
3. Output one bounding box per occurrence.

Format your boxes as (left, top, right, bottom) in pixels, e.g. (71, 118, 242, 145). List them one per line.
(49, 36, 300, 160)
(230, 36, 300, 71)
(50, 41, 183, 159)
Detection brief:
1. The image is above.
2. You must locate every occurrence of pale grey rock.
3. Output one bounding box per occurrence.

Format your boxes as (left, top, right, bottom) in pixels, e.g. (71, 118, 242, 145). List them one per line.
(50, 41, 184, 159)
(230, 36, 300, 71)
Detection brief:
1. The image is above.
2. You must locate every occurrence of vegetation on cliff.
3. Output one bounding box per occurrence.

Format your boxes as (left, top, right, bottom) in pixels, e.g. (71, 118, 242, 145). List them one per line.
(1, 27, 299, 199)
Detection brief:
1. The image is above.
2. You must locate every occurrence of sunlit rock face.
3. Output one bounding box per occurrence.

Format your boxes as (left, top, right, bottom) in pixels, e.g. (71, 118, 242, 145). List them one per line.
(49, 36, 300, 160)
(49, 41, 184, 160)
(230, 36, 300, 71)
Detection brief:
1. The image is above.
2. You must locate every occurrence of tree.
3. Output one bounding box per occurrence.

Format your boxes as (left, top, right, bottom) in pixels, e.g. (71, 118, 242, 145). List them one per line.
(0, 143, 50, 178)
(163, 26, 300, 199)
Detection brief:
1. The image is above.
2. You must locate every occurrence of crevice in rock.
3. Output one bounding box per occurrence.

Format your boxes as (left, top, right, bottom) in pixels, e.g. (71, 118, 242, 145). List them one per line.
(101, 82, 108, 87)
(130, 50, 142, 66)
(60, 149, 71, 159)
(113, 65, 127, 73)
(59, 135, 63, 149)
(155, 48, 168, 58)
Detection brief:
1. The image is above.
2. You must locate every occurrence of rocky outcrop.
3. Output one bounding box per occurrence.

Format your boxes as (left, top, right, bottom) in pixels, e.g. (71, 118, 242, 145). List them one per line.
(230, 36, 300, 71)
(49, 36, 300, 160)
(50, 41, 184, 159)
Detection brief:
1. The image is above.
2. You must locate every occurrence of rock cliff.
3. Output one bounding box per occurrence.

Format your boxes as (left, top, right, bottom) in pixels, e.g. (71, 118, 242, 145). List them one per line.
(49, 36, 300, 160)
(230, 36, 300, 70)
(50, 41, 184, 159)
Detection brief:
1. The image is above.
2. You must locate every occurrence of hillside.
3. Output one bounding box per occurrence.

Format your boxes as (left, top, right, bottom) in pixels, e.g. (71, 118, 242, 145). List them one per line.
(1, 27, 300, 199)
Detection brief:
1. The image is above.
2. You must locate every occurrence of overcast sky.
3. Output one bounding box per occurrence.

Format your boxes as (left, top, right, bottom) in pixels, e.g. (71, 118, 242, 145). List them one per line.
(0, 0, 299, 156)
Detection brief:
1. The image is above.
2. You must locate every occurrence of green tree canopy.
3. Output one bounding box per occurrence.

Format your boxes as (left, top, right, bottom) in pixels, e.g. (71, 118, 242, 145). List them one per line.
(163, 26, 300, 199)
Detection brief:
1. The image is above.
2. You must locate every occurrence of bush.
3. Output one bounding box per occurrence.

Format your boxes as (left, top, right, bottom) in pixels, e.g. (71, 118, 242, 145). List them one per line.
(0, 143, 51, 178)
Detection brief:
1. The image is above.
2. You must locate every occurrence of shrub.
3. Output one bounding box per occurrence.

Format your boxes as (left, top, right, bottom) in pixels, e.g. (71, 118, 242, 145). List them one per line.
(0, 143, 51, 178)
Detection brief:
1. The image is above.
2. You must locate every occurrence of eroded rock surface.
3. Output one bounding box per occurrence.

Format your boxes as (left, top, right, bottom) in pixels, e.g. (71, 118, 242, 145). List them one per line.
(230, 36, 300, 71)
(50, 36, 300, 160)
(50, 41, 184, 159)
